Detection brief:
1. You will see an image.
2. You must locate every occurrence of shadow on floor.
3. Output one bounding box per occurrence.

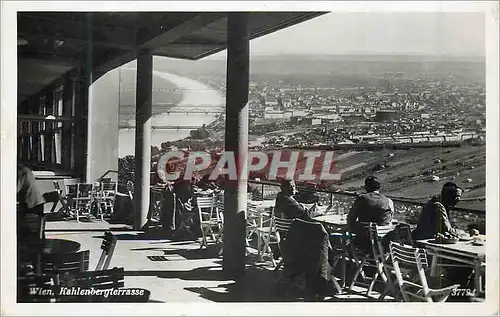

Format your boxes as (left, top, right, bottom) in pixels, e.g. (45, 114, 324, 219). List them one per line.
(124, 265, 231, 282)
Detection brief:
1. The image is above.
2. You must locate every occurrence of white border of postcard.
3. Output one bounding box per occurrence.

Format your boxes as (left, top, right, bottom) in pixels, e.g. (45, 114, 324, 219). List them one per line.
(2, 1, 499, 316)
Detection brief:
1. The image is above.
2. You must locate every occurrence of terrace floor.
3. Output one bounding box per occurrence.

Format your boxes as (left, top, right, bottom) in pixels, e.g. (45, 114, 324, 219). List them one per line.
(44, 219, 390, 303)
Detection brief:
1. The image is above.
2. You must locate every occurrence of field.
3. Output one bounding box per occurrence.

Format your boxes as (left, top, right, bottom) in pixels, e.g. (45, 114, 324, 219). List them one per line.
(333, 145, 486, 210)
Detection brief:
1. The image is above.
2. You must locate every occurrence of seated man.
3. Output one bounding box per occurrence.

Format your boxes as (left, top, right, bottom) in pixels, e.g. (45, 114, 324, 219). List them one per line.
(274, 179, 323, 221)
(347, 176, 394, 252)
(412, 182, 462, 241)
(347, 176, 394, 231)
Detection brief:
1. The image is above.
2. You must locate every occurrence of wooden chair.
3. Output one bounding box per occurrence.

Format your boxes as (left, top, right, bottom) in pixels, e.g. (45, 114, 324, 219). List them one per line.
(273, 216, 294, 271)
(349, 223, 394, 297)
(172, 196, 198, 240)
(53, 180, 74, 215)
(95, 231, 118, 271)
(254, 208, 277, 267)
(196, 196, 221, 249)
(43, 189, 60, 214)
(245, 203, 261, 250)
(74, 183, 94, 221)
(42, 250, 90, 275)
(99, 181, 118, 218)
(389, 242, 460, 302)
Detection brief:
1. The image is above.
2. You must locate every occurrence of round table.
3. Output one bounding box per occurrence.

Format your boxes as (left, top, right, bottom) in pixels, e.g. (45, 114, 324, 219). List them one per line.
(42, 238, 81, 254)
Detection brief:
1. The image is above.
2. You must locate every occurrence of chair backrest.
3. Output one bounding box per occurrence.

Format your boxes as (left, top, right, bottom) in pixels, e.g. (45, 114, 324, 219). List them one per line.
(57, 267, 125, 290)
(53, 180, 61, 192)
(102, 181, 118, 194)
(274, 216, 294, 233)
(95, 231, 118, 271)
(63, 178, 79, 195)
(216, 193, 224, 222)
(393, 223, 415, 247)
(43, 250, 90, 274)
(389, 242, 430, 301)
(364, 222, 387, 261)
(196, 196, 218, 222)
(76, 183, 93, 198)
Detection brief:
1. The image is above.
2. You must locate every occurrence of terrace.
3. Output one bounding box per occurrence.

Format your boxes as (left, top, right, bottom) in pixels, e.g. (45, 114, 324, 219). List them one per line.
(13, 10, 487, 305)
(27, 178, 485, 303)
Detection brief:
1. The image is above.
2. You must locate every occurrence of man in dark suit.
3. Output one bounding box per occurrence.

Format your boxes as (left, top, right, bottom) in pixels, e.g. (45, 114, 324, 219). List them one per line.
(274, 179, 323, 221)
(347, 176, 394, 253)
(412, 182, 462, 241)
(347, 176, 394, 232)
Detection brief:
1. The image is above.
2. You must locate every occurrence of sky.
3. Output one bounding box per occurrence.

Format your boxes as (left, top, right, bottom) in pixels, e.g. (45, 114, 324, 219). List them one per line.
(208, 11, 485, 59)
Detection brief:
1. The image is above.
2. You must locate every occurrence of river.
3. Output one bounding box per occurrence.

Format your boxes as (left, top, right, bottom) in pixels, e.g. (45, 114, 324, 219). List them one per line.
(118, 69, 225, 157)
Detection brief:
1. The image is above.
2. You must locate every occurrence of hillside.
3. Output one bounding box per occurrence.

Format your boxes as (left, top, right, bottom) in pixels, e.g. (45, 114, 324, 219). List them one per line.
(332, 145, 485, 210)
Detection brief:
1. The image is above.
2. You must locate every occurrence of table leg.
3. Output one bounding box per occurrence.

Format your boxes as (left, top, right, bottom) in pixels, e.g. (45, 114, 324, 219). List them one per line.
(341, 255, 347, 287)
(430, 254, 438, 277)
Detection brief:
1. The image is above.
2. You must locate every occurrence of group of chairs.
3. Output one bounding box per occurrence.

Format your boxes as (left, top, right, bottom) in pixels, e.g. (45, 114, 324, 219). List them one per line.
(242, 207, 464, 302)
(345, 223, 462, 302)
(18, 231, 149, 302)
(51, 178, 118, 222)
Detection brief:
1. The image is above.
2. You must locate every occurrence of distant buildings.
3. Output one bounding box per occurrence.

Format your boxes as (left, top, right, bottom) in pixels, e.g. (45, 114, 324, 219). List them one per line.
(375, 110, 400, 122)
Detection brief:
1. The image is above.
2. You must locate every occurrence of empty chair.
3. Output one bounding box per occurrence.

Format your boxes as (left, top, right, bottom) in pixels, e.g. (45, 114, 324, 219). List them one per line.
(172, 196, 198, 240)
(74, 183, 94, 221)
(99, 181, 118, 218)
(43, 250, 90, 275)
(95, 231, 118, 271)
(389, 242, 460, 302)
(196, 196, 221, 249)
(349, 223, 393, 297)
(53, 180, 76, 216)
(253, 208, 277, 266)
(245, 203, 261, 249)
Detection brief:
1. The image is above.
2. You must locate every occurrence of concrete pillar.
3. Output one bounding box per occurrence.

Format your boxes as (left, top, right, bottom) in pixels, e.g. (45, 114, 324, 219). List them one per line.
(223, 12, 249, 278)
(133, 48, 153, 230)
(62, 74, 74, 171)
(87, 68, 119, 182)
(74, 67, 90, 181)
(74, 14, 93, 181)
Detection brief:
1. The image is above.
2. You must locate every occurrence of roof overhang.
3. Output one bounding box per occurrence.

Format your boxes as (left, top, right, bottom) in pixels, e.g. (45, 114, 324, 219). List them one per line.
(18, 12, 327, 106)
